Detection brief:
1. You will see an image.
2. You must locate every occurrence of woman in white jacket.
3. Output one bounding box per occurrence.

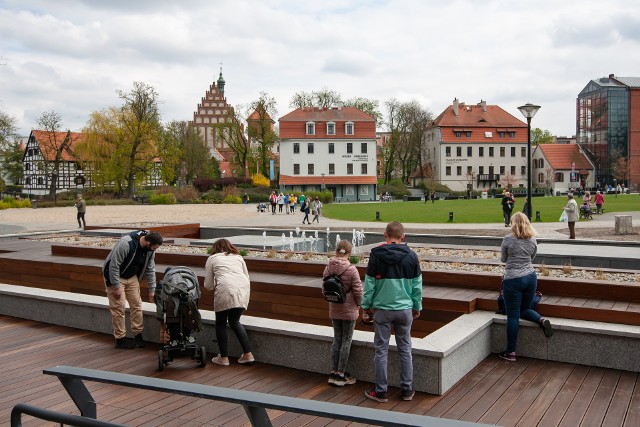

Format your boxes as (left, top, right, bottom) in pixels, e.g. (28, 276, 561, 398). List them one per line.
(204, 239, 255, 366)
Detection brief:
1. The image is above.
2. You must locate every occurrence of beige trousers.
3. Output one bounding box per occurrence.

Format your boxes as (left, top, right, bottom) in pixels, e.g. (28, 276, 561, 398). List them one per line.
(106, 276, 143, 339)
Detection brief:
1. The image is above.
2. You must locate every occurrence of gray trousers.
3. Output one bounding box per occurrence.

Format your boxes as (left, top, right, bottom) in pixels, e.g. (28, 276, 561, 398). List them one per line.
(331, 319, 356, 372)
(373, 309, 414, 394)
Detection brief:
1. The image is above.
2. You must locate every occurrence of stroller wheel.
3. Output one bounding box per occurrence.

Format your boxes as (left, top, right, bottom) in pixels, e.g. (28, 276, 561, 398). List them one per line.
(158, 349, 165, 372)
(200, 346, 207, 367)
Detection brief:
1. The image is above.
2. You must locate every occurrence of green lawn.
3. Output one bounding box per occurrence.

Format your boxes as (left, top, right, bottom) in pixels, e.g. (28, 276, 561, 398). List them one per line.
(322, 194, 639, 224)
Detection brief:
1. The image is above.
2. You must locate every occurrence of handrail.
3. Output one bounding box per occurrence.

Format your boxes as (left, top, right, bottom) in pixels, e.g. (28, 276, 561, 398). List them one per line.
(11, 403, 125, 427)
(44, 365, 485, 427)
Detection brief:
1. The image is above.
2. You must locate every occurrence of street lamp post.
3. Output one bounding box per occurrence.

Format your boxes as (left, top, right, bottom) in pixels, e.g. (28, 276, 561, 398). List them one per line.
(518, 103, 541, 220)
(321, 173, 325, 191)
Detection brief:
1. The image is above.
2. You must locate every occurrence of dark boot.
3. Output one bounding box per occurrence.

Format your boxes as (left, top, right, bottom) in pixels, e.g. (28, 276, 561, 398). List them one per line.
(115, 338, 134, 349)
(134, 333, 146, 348)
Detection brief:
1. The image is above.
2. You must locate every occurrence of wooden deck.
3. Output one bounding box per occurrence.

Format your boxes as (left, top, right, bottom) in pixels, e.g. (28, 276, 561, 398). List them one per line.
(1, 315, 639, 426)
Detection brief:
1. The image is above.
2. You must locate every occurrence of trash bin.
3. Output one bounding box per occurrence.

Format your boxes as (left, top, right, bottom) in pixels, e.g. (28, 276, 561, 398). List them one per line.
(403, 195, 408, 201)
(31, 200, 37, 209)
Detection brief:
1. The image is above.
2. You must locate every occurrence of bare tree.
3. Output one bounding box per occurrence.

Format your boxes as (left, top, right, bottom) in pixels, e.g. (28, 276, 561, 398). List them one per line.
(211, 106, 250, 177)
(544, 167, 557, 195)
(248, 92, 279, 177)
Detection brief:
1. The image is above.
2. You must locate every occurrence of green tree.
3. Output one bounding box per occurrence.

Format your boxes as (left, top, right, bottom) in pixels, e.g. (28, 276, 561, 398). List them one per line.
(531, 128, 554, 145)
(247, 92, 279, 177)
(344, 96, 383, 124)
(161, 121, 212, 185)
(0, 111, 23, 185)
(116, 82, 163, 197)
(211, 106, 249, 178)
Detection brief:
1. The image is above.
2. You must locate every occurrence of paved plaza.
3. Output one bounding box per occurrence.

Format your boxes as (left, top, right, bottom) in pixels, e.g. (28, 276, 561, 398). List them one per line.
(0, 202, 638, 240)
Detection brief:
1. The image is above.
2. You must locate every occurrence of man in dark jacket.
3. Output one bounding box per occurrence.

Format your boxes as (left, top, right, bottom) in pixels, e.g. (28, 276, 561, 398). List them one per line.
(362, 221, 422, 402)
(501, 191, 515, 226)
(103, 230, 163, 349)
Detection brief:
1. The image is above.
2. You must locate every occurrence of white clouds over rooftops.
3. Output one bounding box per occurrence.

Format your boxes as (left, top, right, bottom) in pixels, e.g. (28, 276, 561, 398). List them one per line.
(1, 0, 639, 136)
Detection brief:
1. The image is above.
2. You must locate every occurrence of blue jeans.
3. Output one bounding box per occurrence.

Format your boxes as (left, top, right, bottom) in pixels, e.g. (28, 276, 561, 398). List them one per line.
(503, 272, 540, 353)
(372, 309, 414, 394)
(331, 319, 356, 372)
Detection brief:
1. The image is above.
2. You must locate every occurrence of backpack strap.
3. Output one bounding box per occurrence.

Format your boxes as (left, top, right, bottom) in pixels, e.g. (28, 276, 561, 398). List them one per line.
(338, 264, 354, 293)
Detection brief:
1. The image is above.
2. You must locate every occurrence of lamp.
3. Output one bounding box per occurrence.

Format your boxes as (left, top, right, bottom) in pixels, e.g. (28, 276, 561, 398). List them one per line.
(518, 103, 541, 220)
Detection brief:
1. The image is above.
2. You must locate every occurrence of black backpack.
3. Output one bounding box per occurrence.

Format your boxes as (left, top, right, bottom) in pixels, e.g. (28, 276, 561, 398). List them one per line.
(322, 266, 351, 303)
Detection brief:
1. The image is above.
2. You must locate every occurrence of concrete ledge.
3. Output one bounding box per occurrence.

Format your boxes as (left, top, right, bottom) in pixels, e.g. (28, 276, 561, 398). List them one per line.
(2, 283, 638, 396)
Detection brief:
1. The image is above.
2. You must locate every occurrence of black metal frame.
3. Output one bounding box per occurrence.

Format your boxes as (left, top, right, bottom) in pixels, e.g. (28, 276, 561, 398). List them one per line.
(42, 365, 486, 427)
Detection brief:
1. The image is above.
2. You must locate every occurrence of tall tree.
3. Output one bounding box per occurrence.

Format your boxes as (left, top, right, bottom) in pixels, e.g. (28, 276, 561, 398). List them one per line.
(344, 96, 383, 124)
(211, 106, 249, 177)
(247, 92, 279, 177)
(531, 128, 554, 145)
(35, 110, 81, 200)
(0, 110, 22, 185)
(289, 88, 342, 109)
(115, 82, 163, 197)
(161, 120, 212, 185)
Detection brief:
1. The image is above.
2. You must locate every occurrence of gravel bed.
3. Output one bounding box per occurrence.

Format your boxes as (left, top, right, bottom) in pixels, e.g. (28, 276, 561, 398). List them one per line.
(34, 235, 640, 283)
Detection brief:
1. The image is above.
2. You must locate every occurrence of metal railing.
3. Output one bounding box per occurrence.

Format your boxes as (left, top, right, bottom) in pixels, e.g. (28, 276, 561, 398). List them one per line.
(11, 403, 124, 427)
(41, 365, 485, 427)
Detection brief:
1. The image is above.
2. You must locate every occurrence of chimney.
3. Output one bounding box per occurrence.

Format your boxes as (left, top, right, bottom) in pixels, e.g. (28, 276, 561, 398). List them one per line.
(453, 98, 459, 117)
(609, 73, 615, 79)
(337, 101, 343, 110)
(478, 99, 487, 112)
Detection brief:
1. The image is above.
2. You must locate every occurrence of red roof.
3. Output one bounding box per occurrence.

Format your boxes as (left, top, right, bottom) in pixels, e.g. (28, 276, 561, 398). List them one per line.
(30, 130, 85, 161)
(279, 175, 377, 185)
(434, 103, 525, 128)
(537, 144, 593, 170)
(279, 107, 375, 122)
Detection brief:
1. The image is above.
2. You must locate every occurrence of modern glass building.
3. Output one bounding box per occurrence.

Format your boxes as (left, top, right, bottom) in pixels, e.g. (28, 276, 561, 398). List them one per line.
(576, 74, 640, 190)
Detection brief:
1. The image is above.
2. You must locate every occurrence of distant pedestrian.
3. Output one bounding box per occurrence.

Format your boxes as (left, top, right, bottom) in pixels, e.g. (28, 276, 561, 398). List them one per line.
(501, 191, 515, 226)
(593, 190, 605, 214)
(312, 197, 322, 223)
(301, 199, 311, 224)
(563, 193, 579, 239)
(75, 194, 87, 228)
(498, 212, 553, 362)
(269, 191, 277, 214)
(430, 192, 435, 203)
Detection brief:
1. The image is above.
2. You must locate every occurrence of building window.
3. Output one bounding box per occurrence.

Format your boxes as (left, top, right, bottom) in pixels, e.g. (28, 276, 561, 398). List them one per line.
(361, 142, 367, 153)
(479, 166, 484, 174)
(294, 164, 300, 175)
(293, 143, 300, 154)
(446, 147, 451, 157)
(538, 173, 544, 183)
(361, 164, 368, 174)
(347, 143, 353, 154)
(25, 177, 31, 185)
(479, 147, 484, 157)
(446, 166, 451, 176)
(467, 166, 473, 175)
(306, 122, 315, 135)
(457, 166, 462, 176)
(500, 166, 505, 174)
(500, 147, 505, 157)
(521, 147, 526, 156)
(329, 163, 335, 174)
(307, 143, 314, 154)
(347, 164, 353, 175)
(489, 147, 494, 157)
(328, 143, 334, 154)
(345, 122, 354, 135)
(521, 166, 526, 175)
(511, 166, 516, 175)
(327, 122, 336, 135)
(539, 159, 544, 168)
(37, 177, 44, 185)
(508, 131, 515, 137)
(533, 159, 538, 168)
(465, 131, 472, 137)
(511, 147, 516, 157)
(308, 164, 314, 175)
(467, 146, 472, 157)
(555, 172, 564, 182)
(456, 147, 462, 157)
(498, 132, 506, 138)
(454, 131, 462, 137)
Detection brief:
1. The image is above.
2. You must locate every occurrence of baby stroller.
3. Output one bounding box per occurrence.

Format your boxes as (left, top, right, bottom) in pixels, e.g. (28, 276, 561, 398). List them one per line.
(155, 266, 207, 371)
(579, 204, 593, 220)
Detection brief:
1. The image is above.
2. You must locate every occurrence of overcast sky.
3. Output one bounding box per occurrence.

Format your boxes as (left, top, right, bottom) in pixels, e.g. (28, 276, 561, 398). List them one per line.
(1, 0, 639, 138)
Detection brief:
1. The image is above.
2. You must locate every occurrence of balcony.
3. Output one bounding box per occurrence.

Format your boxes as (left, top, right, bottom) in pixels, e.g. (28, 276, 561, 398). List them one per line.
(476, 173, 500, 185)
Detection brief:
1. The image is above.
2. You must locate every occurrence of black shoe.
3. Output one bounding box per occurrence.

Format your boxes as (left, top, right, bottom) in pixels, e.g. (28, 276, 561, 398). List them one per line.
(115, 338, 134, 349)
(540, 318, 554, 338)
(134, 333, 145, 348)
(402, 388, 415, 401)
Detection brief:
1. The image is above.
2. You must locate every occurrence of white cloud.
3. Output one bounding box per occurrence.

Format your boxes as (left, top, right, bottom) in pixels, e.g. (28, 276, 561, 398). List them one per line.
(1, 0, 640, 137)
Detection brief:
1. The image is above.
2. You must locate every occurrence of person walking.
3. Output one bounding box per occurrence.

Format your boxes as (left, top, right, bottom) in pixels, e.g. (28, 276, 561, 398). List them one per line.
(301, 199, 311, 224)
(269, 191, 277, 215)
(204, 239, 255, 366)
(277, 193, 285, 214)
(74, 194, 87, 228)
(103, 230, 163, 349)
(312, 197, 322, 223)
(498, 212, 554, 362)
(362, 221, 422, 403)
(323, 240, 363, 387)
(563, 193, 579, 239)
(593, 190, 605, 214)
(289, 194, 296, 214)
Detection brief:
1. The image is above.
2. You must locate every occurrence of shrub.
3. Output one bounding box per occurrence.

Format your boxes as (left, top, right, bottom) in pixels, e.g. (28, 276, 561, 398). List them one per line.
(222, 194, 242, 204)
(193, 177, 214, 192)
(156, 185, 198, 203)
(379, 182, 410, 199)
(251, 173, 271, 188)
(150, 193, 176, 205)
(239, 249, 249, 257)
(0, 197, 32, 210)
(349, 255, 360, 264)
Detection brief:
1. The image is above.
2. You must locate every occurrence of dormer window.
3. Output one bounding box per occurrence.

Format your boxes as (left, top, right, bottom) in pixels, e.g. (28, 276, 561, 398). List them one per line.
(306, 122, 315, 135)
(327, 122, 336, 135)
(345, 122, 354, 135)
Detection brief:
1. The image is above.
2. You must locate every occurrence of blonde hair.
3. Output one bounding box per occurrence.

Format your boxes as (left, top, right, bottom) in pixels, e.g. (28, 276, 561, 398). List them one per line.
(510, 212, 536, 239)
(335, 239, 352, 256)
